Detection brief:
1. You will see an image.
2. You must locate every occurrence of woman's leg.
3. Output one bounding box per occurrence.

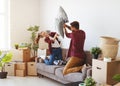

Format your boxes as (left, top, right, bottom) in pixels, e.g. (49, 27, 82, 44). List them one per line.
(44, 49, 57, 65)
(57, 48, 62, 60)
(63, 57, 84, 75)
(44, 54, 54, 65)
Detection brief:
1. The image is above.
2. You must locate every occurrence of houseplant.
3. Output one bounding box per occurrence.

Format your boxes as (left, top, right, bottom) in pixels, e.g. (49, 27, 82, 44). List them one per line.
(113, 74, 120, 82)
(14, 43, 19, 49)
(84, 77, 96, 86)
(90, 47, 101, 59)
(113, 74, 120, 85)
(0, 51, 13, 79)
(27, 25, 39, 58)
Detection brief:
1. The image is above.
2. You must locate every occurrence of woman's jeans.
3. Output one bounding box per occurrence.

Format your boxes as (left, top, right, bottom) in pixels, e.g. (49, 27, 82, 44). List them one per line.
(44, 47, 62, 65)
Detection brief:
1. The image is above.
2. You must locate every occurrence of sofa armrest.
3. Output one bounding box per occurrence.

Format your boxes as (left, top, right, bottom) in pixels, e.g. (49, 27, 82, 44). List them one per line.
(86, 67, 92, 77)
(81, 65, 92, 79)
(35, 57, 40, 63)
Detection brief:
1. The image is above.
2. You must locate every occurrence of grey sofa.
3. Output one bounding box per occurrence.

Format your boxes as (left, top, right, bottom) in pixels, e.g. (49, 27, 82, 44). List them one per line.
(36, 49, 92, 84)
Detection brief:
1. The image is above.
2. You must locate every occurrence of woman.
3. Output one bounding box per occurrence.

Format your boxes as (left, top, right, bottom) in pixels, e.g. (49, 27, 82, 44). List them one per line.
(36, 31, 62, 65)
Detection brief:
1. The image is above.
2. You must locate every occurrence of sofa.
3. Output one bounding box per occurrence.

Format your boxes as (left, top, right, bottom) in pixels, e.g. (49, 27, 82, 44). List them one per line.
(36, 49, 92, 85)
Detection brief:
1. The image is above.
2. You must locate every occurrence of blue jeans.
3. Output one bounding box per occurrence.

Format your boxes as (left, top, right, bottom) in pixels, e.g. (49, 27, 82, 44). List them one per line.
(44, 48, 62, 65)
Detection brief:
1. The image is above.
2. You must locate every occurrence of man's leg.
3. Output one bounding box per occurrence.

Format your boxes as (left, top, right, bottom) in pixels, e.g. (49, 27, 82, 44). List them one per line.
(63, 57, 84, 75)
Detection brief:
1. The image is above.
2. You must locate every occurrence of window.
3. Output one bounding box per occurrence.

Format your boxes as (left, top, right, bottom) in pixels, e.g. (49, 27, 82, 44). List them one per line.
(0, 0, 10, 50)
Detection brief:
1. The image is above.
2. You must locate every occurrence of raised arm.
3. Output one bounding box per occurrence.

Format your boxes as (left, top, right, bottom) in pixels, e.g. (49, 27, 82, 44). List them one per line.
(64, 24, 72, 38)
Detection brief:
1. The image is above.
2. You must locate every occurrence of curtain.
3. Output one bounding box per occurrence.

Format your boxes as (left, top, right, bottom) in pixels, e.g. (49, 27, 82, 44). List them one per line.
(0, 0, 10, 50)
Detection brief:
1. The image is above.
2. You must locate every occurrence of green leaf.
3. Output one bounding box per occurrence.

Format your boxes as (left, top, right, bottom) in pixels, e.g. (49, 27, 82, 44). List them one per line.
(90, 47, 101, 55)
(1, 52, 13, 63)
(0, 62, 2, 67)
(113, 74, 120, 82)
(0, 51, 2, 56)
(84, 77, 96, 86)
(27, 25, 39, 57)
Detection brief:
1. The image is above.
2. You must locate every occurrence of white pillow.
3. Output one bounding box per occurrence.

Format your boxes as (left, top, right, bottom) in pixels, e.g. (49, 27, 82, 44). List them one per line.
(55, 6, 69, 38)
(37, 49, 46, 60)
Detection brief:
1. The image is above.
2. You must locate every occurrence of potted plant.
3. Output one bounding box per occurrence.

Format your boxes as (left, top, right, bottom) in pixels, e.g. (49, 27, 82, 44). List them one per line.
(0, 51, 13, 79)
(90, 47, 101, 59)
(14, 43, 19, 49)
(113, 74, 120, 86)
(84, 77, 96, 86)
(27, 25, 39, 59)
(113, 74, 120, 82)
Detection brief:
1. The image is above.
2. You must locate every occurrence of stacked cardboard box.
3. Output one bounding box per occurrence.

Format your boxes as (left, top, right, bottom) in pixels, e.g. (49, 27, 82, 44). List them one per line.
(11, 48, 30, 62)
(27, 62, 37, 76)
(16, 62, 27, 77)
(5, 63, 16, 76)
(7, 48, 37, 77)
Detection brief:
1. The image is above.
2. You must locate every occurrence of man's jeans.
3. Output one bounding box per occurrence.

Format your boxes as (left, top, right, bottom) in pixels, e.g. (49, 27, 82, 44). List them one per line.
(44, 48, 62, 65)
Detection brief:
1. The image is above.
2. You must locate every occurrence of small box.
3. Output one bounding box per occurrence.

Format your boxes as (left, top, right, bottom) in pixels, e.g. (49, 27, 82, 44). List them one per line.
(16, 62, 26, 70)
(16, 70, 25, 77)
(5, 63, 16, 76)
(11, 49, 30, 62)
(92, 59, 120, 85)
(27, 62, 37, 75)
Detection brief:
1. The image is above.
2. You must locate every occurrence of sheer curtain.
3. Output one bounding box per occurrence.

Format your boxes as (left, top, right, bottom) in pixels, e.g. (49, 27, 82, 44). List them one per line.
(0, 0, 10, 50)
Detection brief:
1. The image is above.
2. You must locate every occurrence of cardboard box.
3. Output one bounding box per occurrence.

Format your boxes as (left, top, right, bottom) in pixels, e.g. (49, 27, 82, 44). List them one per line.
(5, 63, 16, 76)
(92, 59, 120, 85)
(16, 70, 25, 77)
(11, 49, 30, 62)
(16, 62, 26, 70)
(27, 62, 37, 75)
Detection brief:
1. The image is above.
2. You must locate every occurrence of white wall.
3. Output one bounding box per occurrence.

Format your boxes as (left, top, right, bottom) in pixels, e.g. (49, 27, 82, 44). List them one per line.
(39, 0, 120, 56)
(10, 0, 120, 56)
(10, 0, 40, 47)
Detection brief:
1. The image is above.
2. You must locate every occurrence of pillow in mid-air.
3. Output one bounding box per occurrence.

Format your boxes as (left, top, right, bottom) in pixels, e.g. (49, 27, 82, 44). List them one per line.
(55, 6, 69, 38)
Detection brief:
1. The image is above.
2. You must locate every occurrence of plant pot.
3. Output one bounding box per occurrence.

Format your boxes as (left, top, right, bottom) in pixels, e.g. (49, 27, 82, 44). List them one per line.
(79, 83, 85, 86)
(15, 45, 19, 49)
(92, 54, 99, 59)
(100, 44, 119, 60)
(0, 72, 8, 79)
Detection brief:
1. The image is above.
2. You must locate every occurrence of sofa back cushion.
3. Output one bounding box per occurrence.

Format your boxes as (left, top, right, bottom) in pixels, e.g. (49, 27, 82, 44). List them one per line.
(46, 48, 92, 65)
(84, 51, 92, 66)
(61, 49, 92, 65)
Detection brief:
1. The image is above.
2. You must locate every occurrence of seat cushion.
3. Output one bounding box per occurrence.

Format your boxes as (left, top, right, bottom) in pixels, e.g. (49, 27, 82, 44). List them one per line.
(64, 72, 84, 82)
(55, 67, 64, 79)
(36, 63, 63, 74)
(55, 67, 84, 82)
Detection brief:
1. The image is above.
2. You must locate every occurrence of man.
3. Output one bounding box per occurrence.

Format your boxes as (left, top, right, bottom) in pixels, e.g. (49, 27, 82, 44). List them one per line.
(63, 21, 86, 75)
(37, 31, 62, 65)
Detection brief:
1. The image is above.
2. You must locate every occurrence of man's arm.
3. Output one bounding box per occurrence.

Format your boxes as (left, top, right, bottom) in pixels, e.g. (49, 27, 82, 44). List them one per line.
(65, 24, 71, 30)
(64, 24, 72, 38)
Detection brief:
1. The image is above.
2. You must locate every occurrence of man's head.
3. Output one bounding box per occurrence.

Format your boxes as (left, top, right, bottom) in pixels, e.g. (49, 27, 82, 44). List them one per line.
(70, 21, 79, 31)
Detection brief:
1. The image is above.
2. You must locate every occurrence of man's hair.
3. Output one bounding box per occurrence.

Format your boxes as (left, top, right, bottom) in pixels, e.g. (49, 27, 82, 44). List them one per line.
(70, 21, 79, 29)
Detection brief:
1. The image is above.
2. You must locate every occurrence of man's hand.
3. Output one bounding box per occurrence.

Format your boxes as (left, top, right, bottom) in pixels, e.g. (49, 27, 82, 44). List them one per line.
(63, 24, 67, 29)
(63, 24, 71, 30)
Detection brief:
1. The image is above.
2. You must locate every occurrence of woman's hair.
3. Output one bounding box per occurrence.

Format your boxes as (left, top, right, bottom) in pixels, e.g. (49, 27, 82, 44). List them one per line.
(36, 31, 44, 43)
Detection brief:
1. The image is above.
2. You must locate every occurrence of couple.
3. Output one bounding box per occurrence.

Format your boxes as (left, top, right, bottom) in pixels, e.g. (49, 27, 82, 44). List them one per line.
(37, 21, 86, 75)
